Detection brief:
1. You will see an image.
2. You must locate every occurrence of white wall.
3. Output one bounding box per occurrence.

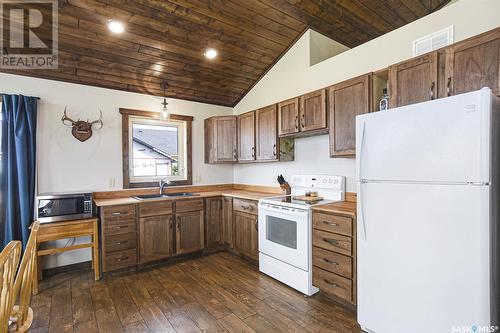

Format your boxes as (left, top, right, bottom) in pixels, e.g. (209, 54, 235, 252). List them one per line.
(233, 0, 500, 192)
(0, 73, 234, 268)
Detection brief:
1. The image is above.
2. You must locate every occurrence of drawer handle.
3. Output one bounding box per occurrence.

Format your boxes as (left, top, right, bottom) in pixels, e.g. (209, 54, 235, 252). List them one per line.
(117, 256, 129, 262)
(111, 212, 127, 216)
(322, 221, 338, 227)
(323, 238, 339, 246)
(294, 115, 298, 129)
(241, 205, 253, 211)
(323, 279, 339, 288)
(323, 258, 339, 266)
(114, 226, 126, 229)
(447, 77, 452, 96)
(255, 219, 258, 231)
(116, 241, 128, 245)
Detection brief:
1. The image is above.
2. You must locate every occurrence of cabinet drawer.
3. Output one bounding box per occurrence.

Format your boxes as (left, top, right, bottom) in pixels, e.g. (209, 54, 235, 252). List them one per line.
(175, 199, 204, 213)
(103, 204, 136, 221)
(105, 232, 136, 253)
(233, 198, 258, 214)
(104, 249, 137, 272)
(105, 220, 136, 236)
(139, 201, 173, 217)
(313, 246, 352, 278)
(313, 266, 352, 303)
(313, 229, 351, 256)
(313, 212, 352, 236)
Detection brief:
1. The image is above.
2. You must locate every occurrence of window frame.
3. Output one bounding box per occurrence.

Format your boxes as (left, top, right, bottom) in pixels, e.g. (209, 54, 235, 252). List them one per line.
(120, 108, 193, 188)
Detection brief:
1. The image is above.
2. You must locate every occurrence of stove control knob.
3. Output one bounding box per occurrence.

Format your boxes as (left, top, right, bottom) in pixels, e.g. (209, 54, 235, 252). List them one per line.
(328, 179, 333, 184)
(323, 179, 327, 183)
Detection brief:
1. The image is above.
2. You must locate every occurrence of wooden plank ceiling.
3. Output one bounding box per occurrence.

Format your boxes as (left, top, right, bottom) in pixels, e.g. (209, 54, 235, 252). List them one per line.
(1, 0, 450, 106)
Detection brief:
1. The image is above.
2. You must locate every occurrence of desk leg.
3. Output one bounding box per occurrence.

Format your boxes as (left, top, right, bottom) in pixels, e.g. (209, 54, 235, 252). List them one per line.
(93, 220, 100, 280)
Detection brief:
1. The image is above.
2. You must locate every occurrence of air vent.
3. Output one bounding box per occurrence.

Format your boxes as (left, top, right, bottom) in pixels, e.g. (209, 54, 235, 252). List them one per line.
(413, 26, 454, 57)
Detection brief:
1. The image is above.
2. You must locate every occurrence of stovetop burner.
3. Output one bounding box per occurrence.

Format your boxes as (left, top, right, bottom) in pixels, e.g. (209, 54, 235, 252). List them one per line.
(260, 195, 335, 207)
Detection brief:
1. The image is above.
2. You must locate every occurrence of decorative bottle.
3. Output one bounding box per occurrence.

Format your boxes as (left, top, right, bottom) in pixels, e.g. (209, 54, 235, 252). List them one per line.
(379, 88, 389, 111)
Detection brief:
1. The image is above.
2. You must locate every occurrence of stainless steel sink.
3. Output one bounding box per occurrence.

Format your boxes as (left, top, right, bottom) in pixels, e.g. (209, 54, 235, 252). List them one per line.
(133, 194, 169, 200)
(133, 192, 198, 200)
(164, 192, 198, 197)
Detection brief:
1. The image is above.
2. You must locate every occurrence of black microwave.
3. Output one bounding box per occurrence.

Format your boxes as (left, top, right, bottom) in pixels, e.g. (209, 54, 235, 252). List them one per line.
(36, 192, 94, 223)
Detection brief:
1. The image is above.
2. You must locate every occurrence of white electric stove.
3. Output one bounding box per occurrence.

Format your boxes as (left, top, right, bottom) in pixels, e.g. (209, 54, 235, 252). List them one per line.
(258, 175, 345, 296)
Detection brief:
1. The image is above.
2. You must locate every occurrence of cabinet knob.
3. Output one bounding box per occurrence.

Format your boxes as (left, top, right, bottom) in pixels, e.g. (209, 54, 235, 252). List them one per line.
(251, 147, 255, 158)
(272, 144, 276, 157)
(294, 116, 298, 129)
(300, 114, 305, 129)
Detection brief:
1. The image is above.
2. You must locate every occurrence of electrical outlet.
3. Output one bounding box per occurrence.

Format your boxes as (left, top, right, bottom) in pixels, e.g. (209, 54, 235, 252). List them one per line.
(108, 178, 116, 188)
(194, 175, 202, 183)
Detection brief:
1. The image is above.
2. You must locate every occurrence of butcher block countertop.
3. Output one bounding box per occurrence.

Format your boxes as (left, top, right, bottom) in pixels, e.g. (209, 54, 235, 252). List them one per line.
(313, 200, 357, 217)
(93, 184, 281, 207)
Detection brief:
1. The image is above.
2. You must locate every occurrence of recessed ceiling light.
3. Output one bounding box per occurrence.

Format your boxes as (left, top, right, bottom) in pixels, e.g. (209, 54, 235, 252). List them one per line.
(204, 48, 217, 59)
(107, 20, 125, 34)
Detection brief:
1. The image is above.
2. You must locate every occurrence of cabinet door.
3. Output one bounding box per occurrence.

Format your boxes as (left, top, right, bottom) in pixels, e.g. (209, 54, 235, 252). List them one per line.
(205, 197, 223, 248)
(299, 89, 327, 132)
(233, 211, 258, 260)
(176, 210, 204, 255)
(237, 111, 255, 162)
(222, 197, 233, 248)
(139, 214, 173, 263)
(205, 116, 237, 163)
(256, 105, 278, 161)
(278, 98, 299, 136)
(388, 52, 438, 108)
(329, 74, 371, 157)
(445, 31, 500, 97)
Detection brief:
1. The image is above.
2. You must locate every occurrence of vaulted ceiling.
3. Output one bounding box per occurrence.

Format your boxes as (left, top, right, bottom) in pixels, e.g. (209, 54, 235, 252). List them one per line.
(1, 0, 451, 106)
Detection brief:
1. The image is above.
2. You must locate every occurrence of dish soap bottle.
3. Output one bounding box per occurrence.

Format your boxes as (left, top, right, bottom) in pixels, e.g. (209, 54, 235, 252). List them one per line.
(379, 88, 389, 111)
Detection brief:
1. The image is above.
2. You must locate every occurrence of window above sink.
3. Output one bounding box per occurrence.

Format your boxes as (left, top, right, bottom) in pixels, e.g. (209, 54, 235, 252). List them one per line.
(120, 108, 193, 188)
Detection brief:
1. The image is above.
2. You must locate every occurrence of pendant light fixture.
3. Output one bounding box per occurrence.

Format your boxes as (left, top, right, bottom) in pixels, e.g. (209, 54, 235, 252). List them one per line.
(160, 82, 169, 120)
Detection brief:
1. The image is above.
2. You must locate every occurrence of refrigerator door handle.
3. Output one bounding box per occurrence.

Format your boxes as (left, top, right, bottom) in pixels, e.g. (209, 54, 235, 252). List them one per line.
(356, 120, 366, 181)
(359, 180, 367, 241)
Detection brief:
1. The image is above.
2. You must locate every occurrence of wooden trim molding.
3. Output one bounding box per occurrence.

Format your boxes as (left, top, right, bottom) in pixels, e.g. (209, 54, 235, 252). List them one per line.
(120, 108, 193, 188)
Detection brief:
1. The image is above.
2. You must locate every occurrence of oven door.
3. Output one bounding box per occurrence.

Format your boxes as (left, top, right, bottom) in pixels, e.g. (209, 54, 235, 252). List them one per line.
(258, 203, 310, 271)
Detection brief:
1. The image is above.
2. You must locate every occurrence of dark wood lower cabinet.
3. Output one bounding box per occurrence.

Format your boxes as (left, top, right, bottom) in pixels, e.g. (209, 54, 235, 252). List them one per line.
(100, 196, 259, 274)
(205, 197, 223, 248)
(138, 214, 173, 264)
(176, 210, 205, 255)
(233, 210, 258, 260)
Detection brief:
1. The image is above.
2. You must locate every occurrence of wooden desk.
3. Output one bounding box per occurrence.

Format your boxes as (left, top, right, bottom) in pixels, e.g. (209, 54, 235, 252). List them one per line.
(34, 218, 100, 294)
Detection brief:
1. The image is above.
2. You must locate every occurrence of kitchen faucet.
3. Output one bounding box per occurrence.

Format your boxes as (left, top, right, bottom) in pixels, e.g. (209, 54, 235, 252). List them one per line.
(159, 179, 171, 195)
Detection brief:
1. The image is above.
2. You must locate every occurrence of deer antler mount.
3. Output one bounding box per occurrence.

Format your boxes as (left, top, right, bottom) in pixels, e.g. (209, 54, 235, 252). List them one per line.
(61, 107, 103, 142)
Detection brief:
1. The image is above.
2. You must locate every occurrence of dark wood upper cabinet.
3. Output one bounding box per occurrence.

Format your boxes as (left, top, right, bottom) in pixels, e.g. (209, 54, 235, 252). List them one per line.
(388, 52, 439, 108)
(444, 29, 500, 97)
(139, 214, 173, 264)
(205, 197, 223, 248)
(175, 210, 204, 255)
(256, 105, 278, 161)
(237, 111, 256, 162)
(205, 116, 237, 164)
(299, 89, 328, 133)
(329, 74, 372, 157)
(278, 98, 299, 136)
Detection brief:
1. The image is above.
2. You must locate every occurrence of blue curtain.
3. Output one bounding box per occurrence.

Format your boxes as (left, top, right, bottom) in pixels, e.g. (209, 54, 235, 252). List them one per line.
(1, 94, 37, 248)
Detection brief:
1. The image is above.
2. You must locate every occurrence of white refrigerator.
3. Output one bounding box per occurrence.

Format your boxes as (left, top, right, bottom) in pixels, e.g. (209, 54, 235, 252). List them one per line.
(356, 88, 499, 333)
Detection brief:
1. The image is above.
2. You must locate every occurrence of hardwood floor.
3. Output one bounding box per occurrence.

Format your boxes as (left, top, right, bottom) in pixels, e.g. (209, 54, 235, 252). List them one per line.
(30, 252, 361, 333)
